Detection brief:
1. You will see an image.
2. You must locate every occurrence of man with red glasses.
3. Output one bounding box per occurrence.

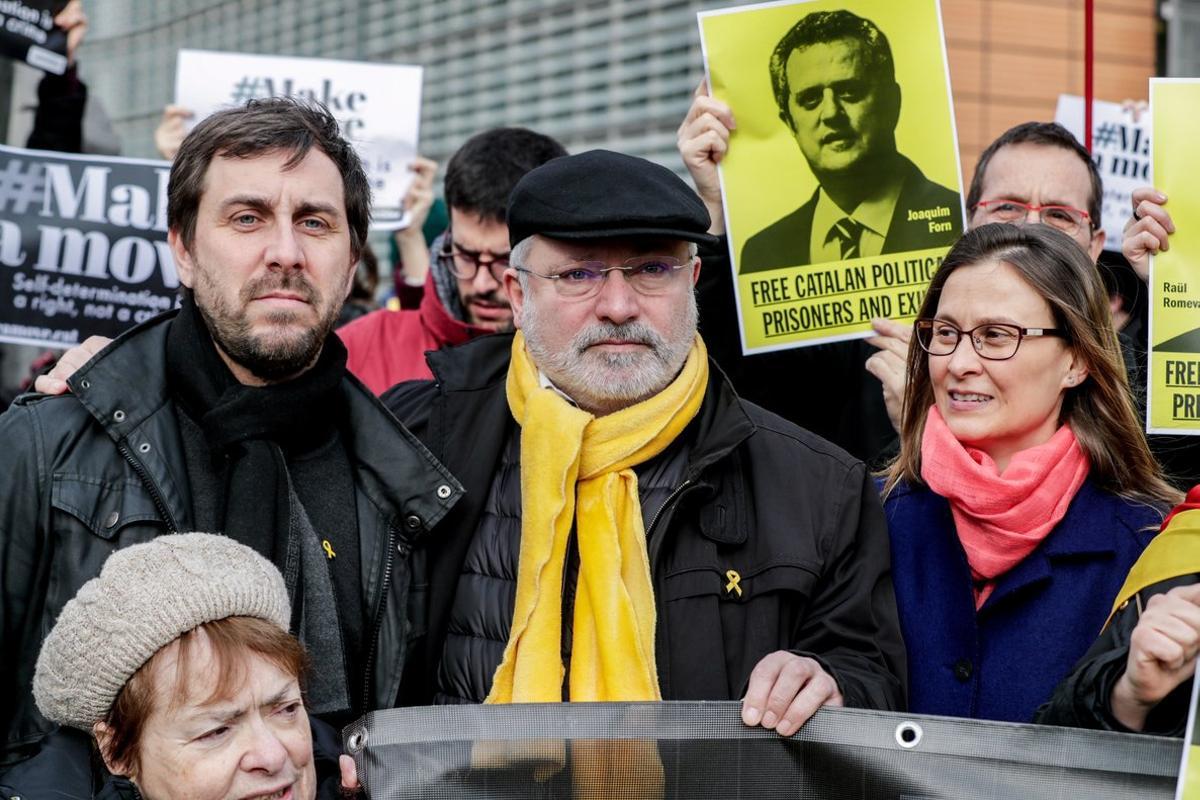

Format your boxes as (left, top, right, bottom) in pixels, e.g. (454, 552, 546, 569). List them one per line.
(337, 128, 566, 394)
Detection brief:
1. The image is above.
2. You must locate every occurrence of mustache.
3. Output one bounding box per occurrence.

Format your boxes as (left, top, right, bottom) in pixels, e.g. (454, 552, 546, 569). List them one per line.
(241, 272, 318, 304)
(462, 289, 509, 306)
(573, 322, 666, 353)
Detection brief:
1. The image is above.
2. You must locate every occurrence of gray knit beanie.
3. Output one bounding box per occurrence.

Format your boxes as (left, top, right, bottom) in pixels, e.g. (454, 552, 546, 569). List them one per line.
(34, 532, 291, 731)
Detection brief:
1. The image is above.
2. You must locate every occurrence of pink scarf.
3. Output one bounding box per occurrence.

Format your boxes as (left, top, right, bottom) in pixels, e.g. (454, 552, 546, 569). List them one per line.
(920, 406, 1090, 609)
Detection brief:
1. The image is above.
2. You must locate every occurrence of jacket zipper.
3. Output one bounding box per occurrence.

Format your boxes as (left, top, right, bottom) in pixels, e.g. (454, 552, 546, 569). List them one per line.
(117, 442, 177, 533)
(362, 524, 404, 711)
(646, 479, 692, 568)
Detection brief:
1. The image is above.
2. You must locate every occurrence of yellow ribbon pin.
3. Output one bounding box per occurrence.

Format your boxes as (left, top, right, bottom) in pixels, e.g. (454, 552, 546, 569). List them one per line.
(724, 570, 742, 597)
(322, 539, 336, 559)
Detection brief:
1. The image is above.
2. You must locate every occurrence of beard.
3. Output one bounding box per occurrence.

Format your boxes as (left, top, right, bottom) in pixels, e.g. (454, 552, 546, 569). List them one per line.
(193, 267, 341, 383)
(522, 290, 698, 415)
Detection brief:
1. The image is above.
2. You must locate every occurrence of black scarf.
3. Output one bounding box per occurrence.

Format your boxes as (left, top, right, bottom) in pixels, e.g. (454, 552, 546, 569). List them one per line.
(165, 295, 352, 714)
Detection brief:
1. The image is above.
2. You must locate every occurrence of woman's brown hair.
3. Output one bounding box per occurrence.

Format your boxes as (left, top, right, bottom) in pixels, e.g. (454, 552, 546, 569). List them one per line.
(883, 223, 1180, 509)
(99, 615, 307, 777)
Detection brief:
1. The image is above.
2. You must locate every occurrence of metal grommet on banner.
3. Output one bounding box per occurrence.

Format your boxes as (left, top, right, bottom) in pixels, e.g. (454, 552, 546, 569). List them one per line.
(347, 729, 367, 753)
(894, 720, 923, 749)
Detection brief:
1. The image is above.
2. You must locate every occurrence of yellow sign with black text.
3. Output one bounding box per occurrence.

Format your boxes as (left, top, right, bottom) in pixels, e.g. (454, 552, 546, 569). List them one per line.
(1148, 80, 1200, 435)
(698, 0, 964, 352)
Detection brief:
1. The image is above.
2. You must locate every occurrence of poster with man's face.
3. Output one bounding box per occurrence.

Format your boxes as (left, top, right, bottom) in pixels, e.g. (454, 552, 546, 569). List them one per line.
(699, 0, 964, 353)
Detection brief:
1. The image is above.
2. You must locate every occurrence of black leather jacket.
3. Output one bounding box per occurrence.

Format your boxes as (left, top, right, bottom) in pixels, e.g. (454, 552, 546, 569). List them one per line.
(0, 311, 462, 768)
(383, 333, 906, 709)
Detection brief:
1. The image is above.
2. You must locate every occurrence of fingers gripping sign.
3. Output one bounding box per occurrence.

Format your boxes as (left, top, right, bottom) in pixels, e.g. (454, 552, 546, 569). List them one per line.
(741, 651, 844, 737)
(677, 80, 736, 236)
(1123, 186, 1174, 283)
(1111, 583, 1200, 731)
(865, 316, 914, 434)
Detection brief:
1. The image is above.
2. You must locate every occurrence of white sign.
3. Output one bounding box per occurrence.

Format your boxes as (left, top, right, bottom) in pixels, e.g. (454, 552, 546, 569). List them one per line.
(175, 49, 423, 230)
(1055, 94, 1150, 252)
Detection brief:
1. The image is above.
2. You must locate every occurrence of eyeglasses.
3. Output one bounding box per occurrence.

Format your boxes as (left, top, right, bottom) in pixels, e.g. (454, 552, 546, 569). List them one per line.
(915, 318, 1067, 361)
(514, 256, 691, 299)
(975, 199, 1092, 235)
(437, 233, 510, 282)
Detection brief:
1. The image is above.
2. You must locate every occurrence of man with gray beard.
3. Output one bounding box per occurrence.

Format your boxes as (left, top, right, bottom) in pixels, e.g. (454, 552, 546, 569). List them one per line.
(383, 150, 904, 734)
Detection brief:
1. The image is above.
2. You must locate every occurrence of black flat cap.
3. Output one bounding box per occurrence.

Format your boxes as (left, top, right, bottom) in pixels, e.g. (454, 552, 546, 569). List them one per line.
(507, 149, 719, 248)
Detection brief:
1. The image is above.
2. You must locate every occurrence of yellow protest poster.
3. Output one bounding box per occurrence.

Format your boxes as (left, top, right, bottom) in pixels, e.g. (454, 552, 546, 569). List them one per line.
(1149, 79, 1200, 436)
(698, 0, 965, 353)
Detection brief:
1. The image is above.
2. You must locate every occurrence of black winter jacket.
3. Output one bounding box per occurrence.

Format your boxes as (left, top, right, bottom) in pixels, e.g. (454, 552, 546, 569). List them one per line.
(1036, 573, 1199, 736)
(383, 333, 906, 708)
(0, 311, 462, 768)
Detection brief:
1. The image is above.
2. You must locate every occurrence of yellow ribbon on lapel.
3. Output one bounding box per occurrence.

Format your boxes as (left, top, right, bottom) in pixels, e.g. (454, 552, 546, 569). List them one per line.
(486, 330, 708, 703)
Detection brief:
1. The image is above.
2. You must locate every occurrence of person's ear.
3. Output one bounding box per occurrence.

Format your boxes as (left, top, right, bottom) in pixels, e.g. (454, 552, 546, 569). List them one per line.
(503, 268, 526, 329)
(1088, 227, 1107, 263)
(1062, 350, 1090, 390)
(93, 721, 135, 779)
(168, 228, 195, 290)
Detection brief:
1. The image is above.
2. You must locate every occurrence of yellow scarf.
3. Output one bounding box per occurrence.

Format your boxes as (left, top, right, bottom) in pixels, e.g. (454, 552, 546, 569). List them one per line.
(486, 330, 708, 703)
(1107, 507, 1200, 626)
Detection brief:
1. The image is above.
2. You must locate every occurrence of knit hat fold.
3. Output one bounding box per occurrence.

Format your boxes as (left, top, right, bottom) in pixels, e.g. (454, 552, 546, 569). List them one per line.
(34, 532, 291, 731)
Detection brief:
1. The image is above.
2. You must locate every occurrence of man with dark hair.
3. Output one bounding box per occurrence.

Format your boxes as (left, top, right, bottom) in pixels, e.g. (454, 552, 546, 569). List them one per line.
(339, 127, 567, 394)
(741, 9, 961, 273)
(0, 97, 461, 769)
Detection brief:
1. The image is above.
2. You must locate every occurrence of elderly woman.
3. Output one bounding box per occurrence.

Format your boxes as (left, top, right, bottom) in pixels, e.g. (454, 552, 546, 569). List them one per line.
(0, 533, 355, 799)
(881, 223, 1180, 723)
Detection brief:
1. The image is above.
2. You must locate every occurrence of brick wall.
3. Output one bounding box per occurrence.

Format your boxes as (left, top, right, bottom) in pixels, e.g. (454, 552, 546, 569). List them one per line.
(944, 0, 1158, 180)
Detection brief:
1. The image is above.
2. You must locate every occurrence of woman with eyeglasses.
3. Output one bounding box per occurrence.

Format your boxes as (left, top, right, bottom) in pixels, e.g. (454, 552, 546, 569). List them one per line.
(879, 223, 1180, 723)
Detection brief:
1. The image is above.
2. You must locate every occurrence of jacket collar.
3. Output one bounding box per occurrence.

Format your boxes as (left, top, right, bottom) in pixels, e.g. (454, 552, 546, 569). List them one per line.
(67, 308, 462, 539)
(427, 333, 758, 546)
(418, 262, 495, 349)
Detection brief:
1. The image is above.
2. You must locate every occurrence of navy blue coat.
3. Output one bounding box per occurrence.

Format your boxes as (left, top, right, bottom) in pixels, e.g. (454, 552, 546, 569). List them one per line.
(882, 479, 1162, 723)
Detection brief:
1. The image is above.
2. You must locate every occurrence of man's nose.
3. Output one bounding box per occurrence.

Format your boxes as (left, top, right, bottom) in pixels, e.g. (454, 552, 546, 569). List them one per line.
(265, 222, 304, 269)
(472, 259, 501, 292)
(817, 89, 844, 122)
(593, 270, 640, 325)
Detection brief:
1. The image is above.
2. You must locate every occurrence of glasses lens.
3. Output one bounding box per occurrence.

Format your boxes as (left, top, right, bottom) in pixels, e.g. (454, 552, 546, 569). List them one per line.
(982, 201, 1026, 222)
(628, 258, 683, 294)
(971, 324, 1022, 359)
(553, 265, 605, 298)
(1038, 206, 1085, 233)
(917, 320, 958, 355)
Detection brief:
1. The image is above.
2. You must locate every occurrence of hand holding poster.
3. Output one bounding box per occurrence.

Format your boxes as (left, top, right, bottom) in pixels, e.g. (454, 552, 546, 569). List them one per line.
(698, 0, 964, 354)
(1147, 80, 1200, 435)
(0, 0, 67, 74)
(1055, 94, 1150, 252)
(0, 144, 177, 348)
(175, 50, 422, 230)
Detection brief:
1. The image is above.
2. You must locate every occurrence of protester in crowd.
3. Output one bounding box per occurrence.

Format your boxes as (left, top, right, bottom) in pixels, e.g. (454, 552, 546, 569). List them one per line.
(383, 150, 905, 735)
(1037, 487, 1200, 736)
(678, 82, 896, 462)
(866, 127, 1200, 486)
(0, 533, 364, 798)
(879, 223, 1179, 723)
(865, 122, 1106, 423)
(25, 0, 89, 153)
(0, 98, 461, 769)
(337, 128, 567, 394)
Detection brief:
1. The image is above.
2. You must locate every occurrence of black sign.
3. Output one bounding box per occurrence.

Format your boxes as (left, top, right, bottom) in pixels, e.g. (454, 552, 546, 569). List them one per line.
(0, 144, 178, 348)
(0, 0, 67, 74)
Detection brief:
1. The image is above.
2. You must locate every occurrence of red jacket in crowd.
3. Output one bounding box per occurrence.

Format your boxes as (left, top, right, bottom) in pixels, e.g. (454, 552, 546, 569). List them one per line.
(338, 271, 494, 395)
